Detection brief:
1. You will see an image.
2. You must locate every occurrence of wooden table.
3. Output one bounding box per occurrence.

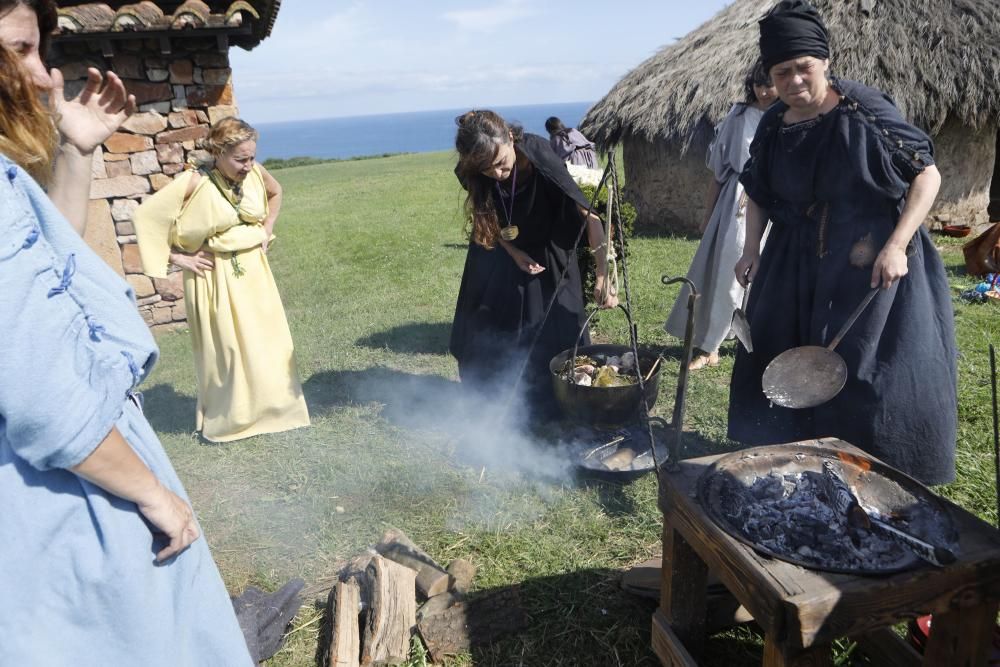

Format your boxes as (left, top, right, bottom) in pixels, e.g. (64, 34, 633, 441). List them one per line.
(653, 437, 1000, 667)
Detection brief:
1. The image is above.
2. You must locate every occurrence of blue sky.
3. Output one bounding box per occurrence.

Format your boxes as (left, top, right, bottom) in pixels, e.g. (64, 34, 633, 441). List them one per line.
(229, 0, 733, 124)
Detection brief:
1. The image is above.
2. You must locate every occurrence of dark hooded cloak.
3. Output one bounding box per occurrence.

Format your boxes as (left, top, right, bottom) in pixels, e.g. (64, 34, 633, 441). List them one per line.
(449, 133, 592, 414)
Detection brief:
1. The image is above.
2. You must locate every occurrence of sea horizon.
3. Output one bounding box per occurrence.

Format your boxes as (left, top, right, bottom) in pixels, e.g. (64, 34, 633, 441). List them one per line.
(253, 101, 595, 161)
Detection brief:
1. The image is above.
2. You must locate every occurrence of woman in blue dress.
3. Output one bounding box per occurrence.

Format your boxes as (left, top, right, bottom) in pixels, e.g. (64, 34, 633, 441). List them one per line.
(0, 43, 252, 666)
(730, 0, 956, 485)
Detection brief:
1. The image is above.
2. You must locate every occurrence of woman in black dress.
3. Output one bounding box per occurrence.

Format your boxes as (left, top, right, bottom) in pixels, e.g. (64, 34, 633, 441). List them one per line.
(450, 110, 618, 414)
(730, 0, 956, 484)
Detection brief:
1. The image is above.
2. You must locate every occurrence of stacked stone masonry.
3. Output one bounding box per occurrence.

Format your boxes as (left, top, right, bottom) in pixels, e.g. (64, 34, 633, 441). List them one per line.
(51, 39, 240, 329)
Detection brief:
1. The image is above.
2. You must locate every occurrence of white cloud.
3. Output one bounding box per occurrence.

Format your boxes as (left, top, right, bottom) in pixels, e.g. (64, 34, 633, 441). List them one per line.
(442, 0, 536, 33)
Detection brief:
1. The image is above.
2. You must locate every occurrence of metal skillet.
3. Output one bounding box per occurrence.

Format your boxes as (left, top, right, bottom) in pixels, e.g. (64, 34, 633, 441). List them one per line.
(762, 286, 880, 409)
(763, 243, 917, 409)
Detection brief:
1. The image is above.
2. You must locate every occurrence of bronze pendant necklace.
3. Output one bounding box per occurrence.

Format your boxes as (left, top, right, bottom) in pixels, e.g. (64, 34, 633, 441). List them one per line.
(496, 164, 519, 241)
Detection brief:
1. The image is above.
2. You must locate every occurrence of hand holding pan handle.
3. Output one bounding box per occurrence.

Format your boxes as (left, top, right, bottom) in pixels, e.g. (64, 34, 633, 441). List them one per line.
(761, 287, 881, 409)
(762, 242, 916, 409)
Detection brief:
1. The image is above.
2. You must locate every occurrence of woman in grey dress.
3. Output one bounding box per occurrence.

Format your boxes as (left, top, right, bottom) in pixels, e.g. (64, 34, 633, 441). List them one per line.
(545, 116, 599, 169)
(664, 62, 776, 370)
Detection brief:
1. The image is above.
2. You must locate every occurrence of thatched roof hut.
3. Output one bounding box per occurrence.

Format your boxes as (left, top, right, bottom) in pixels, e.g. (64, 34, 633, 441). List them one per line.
(582, 0, 1000, 233)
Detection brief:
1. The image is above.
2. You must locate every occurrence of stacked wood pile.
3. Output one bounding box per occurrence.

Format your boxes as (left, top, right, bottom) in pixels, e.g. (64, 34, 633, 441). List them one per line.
(322, 529, 528, 665)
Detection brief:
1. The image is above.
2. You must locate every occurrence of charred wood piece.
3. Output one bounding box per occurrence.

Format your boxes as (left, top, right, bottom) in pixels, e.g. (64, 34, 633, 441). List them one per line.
(417, 587, 528, 663)
(376, 529, 450, 599)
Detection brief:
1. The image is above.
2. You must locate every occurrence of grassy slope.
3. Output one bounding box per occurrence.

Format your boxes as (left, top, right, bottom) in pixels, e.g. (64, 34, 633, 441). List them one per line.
(148, 151, 999, 666)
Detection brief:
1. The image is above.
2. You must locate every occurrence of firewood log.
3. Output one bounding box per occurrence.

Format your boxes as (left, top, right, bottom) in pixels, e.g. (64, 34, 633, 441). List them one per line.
(375, 529, 450, 599)
(416, 587, 528, 663)
(446, 559, 476, 594)
(325, 578, 361, 667)
(359, 556, 416, 666)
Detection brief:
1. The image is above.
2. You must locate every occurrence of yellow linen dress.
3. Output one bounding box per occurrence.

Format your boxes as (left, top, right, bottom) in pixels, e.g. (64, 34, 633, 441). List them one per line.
(133, 164, 310, 442)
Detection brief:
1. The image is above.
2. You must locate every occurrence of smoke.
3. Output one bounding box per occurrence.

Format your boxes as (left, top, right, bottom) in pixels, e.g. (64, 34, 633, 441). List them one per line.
(352, 359, 580, 485)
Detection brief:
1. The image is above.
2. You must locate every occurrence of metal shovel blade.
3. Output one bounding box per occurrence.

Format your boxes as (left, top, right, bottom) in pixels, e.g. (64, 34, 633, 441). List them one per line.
(762, 346, 848, 409)
(731, 270, 753, 353)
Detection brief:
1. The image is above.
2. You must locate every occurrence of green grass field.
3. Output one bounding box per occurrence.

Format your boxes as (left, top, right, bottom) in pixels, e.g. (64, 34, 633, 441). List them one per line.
(147, 151, 1000, 666)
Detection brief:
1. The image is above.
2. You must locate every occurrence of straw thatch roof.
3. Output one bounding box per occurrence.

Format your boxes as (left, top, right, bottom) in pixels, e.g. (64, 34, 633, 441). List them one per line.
(581, 0, 1000, 151)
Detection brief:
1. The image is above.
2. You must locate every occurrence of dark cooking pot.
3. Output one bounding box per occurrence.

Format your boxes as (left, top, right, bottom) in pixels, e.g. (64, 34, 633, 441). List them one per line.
(549, 306, 661, 425)
(550, 344, 661, 425)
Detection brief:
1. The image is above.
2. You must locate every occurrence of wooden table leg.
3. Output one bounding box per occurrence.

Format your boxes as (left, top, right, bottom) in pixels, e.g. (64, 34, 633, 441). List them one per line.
(763, 634, 831, 667)
(922, 601, 1000, 667)
(660, 521, 709, 659)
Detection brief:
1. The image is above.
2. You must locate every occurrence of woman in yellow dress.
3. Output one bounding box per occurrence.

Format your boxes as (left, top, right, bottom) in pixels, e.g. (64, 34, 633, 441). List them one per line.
(134, 117, 310, 442)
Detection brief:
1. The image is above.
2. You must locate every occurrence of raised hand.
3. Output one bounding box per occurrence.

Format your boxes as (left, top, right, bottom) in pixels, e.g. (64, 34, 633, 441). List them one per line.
(50, 67, 137, 154)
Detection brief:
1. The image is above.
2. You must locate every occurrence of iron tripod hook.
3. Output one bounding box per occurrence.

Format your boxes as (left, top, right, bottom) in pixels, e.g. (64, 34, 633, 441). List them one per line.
(661, 275, 699, 470)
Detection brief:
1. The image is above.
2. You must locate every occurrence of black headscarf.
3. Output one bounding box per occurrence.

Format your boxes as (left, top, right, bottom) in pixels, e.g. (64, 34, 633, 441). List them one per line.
(759, 0, 830, 72)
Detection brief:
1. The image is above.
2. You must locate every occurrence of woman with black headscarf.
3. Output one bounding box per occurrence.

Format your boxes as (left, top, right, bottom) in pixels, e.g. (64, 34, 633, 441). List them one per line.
(729, 0, 956, 485)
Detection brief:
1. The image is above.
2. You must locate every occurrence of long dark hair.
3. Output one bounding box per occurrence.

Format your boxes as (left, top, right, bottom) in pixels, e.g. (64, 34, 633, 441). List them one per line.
(0, 0, 58, 55)
(742, 59, 772, 105)
(455, 110, 524, 249)
(545, 116, 569, 138)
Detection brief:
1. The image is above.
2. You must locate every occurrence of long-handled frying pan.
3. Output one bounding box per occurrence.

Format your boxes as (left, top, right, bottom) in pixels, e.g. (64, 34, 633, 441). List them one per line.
(762, 286, 880, 409)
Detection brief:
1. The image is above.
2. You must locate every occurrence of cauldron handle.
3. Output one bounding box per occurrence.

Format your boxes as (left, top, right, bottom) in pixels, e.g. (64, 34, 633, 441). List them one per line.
(661, 275, 699, 469)
(567, 304, 635, 383)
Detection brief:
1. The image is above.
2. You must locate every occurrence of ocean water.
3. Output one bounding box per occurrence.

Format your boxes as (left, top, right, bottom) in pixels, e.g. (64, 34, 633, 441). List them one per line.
(254, 101, 594, 161)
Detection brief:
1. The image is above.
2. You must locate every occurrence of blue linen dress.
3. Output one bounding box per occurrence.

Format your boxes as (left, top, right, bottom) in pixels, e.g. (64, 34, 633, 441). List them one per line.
(729, 79, 957, 485)
(0, 154, 252, 665)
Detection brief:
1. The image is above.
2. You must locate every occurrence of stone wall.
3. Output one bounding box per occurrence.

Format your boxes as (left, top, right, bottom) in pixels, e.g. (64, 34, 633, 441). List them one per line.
(931, 115, 997, 229)
(623, 136, 711, 236)
(50, 37, 240, 329)
(625, 118, 998, 234)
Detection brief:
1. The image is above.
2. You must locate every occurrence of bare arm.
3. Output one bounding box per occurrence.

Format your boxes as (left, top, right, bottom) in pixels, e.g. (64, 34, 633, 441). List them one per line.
(735, 198, 768, 287)
(48, 144, 94, 235)
(163, 172, 214, 275)
(580, 205, 618, 308)
(71, 427, 200, 562)
(871, 165, 941, 288)
(699, 178, 724, 234)
(47, 68, 137, 236)
(499, 238, 545, 274)
(258, 164, 283, 253)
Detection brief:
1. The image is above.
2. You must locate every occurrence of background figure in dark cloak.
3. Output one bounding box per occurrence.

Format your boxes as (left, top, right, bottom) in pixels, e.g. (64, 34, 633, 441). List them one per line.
(664, 61, 776, 370)
(730, 0, 956, 485)
(450, 110, 618, 417)
(545, 116, 600, 169)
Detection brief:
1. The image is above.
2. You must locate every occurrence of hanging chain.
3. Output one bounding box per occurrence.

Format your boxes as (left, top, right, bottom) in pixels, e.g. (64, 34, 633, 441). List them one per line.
(608, 151, 663, 474)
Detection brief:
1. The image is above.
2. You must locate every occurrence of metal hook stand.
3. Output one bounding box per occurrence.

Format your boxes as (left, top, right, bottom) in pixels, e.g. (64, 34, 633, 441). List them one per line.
(604, 152, 672, 476)
(660, 275, 699, 471)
